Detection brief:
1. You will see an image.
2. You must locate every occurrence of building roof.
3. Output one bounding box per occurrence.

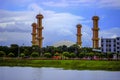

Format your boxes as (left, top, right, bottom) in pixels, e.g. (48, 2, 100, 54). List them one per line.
(53, 40, 75, 47)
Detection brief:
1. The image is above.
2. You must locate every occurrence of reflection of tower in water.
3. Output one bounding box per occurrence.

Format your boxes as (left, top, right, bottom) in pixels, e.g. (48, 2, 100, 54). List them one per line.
(76, 24, 82, 48)
(92, 16, 99, 48)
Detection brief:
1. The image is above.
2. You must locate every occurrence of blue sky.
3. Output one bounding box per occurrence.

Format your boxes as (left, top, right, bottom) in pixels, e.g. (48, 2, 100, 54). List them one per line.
(0, 0, 120, 47)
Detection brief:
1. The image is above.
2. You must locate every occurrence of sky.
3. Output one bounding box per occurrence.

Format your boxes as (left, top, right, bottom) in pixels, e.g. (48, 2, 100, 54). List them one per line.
(0, 0, 120, 47)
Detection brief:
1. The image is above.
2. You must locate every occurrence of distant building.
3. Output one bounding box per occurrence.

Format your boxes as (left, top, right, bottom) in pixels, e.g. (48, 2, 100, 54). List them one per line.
(101, 37, 120, 53)
(53, 40, 75, 47)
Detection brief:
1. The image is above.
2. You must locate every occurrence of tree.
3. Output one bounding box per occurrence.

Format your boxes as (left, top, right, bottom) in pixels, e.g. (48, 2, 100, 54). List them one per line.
(79, 52, 85, 58)
(70, 53, 76, 58)
(63, 52, 70, 57)
(20, 53, 25, 58)
(31, 52, 39, 57)
(44, 53, 52, 58)
(10, 44, 19, 57)
(8, 52, 15, 57)
(24, 49, 29, 56)
(107, 52, 113, 58)
(54, 53, 60, 56)
(0, 51, 6, 57)
(88, 52, 94, 58)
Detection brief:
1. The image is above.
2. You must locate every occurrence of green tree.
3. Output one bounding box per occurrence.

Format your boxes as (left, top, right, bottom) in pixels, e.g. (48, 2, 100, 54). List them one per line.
(24, 49, 29, 56)
(8, 52, 15, 57)
(31, 52, 39, 57)
(10, 44, 19, 57)
(20, 53, 25, 58)
(79, 52, 85, 58)
(70, 53, 76, 58)
(88, 52, 94, 57)
(54, 53, 60, 56)
(63, 52, 70, 57)
(44, 53, 52, 58)
(107, 52, 113, 58)
(0, 51, 6, 57)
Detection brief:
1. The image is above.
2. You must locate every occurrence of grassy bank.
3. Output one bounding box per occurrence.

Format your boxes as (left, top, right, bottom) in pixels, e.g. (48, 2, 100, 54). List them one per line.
(0, 59, 120, 71)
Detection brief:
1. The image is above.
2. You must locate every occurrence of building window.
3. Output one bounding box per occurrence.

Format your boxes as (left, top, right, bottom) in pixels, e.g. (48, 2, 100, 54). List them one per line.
(114, 40, 116, 42)
(101, 44, 103, 47)
(117, 38, 120, 40)
(109, 40, 111, 43)
(114, 44, 116, 47)
(117, 47, 120, 49)
(114, 49, 116, 52)
(117, 51, 120, 53)
(101, 40, 103, 42)
(109, 49, 111, 52)
(117, 42, 120, 45)
(109, 44, 111, 47)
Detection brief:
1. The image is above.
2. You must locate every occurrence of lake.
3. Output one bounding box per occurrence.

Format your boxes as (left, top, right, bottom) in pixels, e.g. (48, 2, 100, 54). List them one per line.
(0, 67, 120, 80)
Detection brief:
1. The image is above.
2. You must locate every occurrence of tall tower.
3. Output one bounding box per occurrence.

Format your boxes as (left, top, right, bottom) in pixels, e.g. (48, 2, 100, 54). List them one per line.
(76, 24, 82, 47)
(31, 23, 37, 46)
(36, 14, 44, 48)
(92, 16, 99, 48)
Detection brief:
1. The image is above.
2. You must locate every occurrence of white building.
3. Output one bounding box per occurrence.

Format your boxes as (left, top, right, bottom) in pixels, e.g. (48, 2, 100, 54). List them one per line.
(101, 37, 120, 53)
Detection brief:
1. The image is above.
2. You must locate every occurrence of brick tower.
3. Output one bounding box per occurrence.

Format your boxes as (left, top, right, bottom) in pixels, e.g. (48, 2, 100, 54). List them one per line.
(31, 23, 37, 46)
(36, 14, 44, 48)
(92, 16, 99, 48)
(76, 24, 82, 47)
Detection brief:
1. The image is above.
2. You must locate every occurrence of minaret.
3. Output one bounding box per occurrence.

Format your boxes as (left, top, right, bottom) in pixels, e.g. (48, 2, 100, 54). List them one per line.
(36, 14, 44, 48)
(92, 16, 99, 48)
(76, 24, 82, 47)
(31, 23, 37, 46)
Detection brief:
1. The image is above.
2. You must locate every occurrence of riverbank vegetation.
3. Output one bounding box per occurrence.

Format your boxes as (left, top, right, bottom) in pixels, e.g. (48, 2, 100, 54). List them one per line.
(0, 59, 120, 71)
(0, 44, 120, 60)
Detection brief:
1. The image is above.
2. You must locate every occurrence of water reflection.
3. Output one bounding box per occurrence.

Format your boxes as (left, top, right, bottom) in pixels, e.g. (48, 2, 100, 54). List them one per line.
(0, 67, 120, 80)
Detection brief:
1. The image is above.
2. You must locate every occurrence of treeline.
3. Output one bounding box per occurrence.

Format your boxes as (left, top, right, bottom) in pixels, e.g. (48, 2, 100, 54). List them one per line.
(0, 44, 117, 59)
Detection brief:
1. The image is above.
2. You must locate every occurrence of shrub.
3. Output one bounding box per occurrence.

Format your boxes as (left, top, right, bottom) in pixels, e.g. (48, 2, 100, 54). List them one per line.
(79, 52, 85, 58)
(44, 53, 52, 58)
(54, 53, 60, 56)
(0, 51, 6, 57)
(20, 53, 25, 58)
(70, 53, 76, 58)
(63, 52, 70, 57)
(23, 49, 30, 56)
(8, 52, 15, 57)
(31, 52, 39, 57)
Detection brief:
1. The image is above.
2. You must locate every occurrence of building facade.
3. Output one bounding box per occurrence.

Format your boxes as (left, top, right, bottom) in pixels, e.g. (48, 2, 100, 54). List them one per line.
(101, 37, 120, 53)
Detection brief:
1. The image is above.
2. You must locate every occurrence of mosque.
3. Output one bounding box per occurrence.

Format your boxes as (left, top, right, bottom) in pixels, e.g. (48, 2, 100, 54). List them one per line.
(31, 13, 100, 49)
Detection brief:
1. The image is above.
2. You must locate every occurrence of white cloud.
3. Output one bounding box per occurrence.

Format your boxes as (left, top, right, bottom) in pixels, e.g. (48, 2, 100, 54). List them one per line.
(100, 27, 120, 38)
(0, 4, 85, 46)
(42, 0, 69, 7)
(1, 2, 119, 47)
(98, 0, 120, 8)
(42, 0, 120, 9)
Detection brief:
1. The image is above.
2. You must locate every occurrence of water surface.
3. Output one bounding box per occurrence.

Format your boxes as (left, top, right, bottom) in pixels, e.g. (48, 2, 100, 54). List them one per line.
(0, 67, 120, 80)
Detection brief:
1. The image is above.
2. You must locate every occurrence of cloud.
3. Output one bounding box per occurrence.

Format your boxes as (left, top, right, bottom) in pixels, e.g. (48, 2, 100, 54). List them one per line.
(100, 27, 120, 38)
(98, 0, 120, 8)
(0, 4, 85, 46)
(42, 0, 120, 9)
(42, 0, 69, 7)
(1, 2, 119, 47)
